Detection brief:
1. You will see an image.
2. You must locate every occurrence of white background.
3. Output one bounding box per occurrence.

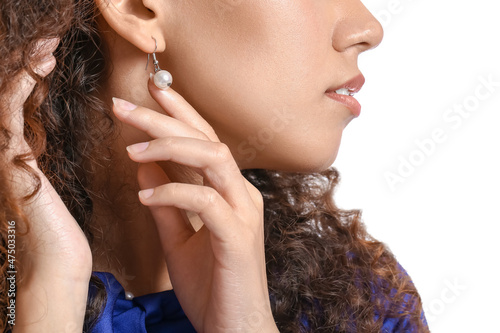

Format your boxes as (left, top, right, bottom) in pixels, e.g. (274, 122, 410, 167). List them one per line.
(334, 0, 499, 331)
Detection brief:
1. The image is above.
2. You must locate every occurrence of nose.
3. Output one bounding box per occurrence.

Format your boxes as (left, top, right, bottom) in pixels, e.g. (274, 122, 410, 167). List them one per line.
(331, 1, 384, 54)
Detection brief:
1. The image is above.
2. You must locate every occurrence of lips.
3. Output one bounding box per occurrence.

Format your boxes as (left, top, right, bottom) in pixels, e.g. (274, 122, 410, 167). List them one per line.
(326, 73, 365, 95)
(325, 73, 365, 117)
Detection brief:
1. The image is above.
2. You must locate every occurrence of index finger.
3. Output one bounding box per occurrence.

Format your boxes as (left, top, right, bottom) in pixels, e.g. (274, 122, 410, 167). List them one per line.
(147, 76, 220, 143)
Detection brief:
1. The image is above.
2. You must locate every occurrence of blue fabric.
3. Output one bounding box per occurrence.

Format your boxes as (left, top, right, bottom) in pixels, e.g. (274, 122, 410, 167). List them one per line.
(90, 266, 428, 333)
(375, 263, 429, 332)
(90, 271, 196, 333)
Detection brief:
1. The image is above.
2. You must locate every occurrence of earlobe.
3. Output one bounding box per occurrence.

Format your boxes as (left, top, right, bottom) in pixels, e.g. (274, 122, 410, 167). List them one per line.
(95, 0, 165, 53)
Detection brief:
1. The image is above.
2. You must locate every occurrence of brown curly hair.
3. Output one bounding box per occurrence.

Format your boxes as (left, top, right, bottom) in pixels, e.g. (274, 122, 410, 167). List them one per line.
(1, 1, 429, 332)
(0, 1, 73, 331)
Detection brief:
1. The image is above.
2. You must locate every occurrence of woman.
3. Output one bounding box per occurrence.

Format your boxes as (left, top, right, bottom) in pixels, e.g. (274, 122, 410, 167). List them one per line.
(1, 0, 429, 332)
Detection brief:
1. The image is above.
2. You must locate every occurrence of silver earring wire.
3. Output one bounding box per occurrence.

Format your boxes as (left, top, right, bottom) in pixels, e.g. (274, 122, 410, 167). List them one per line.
(146, 36, 173, 90)
(146, 36, 161, 73)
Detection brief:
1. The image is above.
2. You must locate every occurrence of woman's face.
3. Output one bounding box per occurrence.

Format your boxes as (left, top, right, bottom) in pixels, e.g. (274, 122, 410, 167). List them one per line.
(155, 0, 383, 172)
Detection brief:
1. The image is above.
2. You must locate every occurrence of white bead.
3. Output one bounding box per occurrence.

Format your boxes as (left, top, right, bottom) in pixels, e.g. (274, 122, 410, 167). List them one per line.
(154, 70, 173, 90)
(124, 291, 134, 300)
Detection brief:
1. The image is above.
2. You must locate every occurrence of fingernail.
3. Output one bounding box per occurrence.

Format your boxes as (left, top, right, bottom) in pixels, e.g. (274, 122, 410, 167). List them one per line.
(149, 73, 154, 81)
(33, 56, 56, 76)
(139, 188, 154, 199)
(126, 142, 149, 154)
(112, 97, 137, 111)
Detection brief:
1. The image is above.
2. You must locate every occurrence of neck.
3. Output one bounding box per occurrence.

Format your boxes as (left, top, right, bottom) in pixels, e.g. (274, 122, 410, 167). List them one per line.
(90, 124, 204, 296)
(89, 35, 203, 296)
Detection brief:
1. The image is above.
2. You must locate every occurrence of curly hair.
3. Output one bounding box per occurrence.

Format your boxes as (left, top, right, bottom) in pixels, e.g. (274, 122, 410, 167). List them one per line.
(0, 1, 73, 331)
(0, 1, 107, 331)
(1, 1, 429, 332)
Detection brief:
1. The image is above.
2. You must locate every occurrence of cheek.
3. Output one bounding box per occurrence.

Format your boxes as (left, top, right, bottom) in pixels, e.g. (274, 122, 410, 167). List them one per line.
(227, 99, 350, 172)
(166, 1, 346, 171)
(168, 1, 327, 107)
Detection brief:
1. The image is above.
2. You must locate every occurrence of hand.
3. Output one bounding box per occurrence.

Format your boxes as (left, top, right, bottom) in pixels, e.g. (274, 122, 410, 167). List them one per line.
(1, 39, 92, 333)
(3, 38, 92, 331)
(112, 78, 278, 332)
(5, 37, 92, 280)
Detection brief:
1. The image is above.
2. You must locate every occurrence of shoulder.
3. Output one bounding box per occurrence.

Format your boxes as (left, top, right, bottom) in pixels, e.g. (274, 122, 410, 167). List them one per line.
(375, 262, 429, 332)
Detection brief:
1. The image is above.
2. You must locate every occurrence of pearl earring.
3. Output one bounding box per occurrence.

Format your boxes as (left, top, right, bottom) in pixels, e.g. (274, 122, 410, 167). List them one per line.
(146, 37, 173, 90)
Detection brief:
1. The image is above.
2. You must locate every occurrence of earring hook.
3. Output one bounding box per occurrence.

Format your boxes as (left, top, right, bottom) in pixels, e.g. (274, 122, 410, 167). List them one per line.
(146, 36, 161, 73)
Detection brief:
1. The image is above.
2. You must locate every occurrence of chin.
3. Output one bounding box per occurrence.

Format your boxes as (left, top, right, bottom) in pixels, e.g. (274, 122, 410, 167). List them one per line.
(236, 130, 343, 172)
(248, 147, 340, 173)
(291, 135, 342, 172)
(298, 149, 339, 173)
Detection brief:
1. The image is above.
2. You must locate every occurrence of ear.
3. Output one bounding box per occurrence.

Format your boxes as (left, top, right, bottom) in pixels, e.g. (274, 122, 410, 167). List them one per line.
(96, 0, 166, 53)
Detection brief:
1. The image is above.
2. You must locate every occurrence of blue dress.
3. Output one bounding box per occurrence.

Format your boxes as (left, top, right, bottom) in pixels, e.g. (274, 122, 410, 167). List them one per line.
(90, 265, 428, 332)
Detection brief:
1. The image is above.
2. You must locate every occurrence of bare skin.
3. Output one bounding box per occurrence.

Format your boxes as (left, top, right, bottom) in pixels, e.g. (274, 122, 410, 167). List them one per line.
(93, 0, 383, 300)
(7, 39, 92, 333)
(10, 0, 383, 331)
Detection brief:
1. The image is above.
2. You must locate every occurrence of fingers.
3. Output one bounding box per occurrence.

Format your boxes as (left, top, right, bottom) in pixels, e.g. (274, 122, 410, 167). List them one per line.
(7, 38, 59, 118)
(137, 163, 195, 252)
(138, 180, 236, 239)
(114, 96, 253, 210)
(147, 78, 220, 142)
(113, 81, 261, 242)
(112, 97, 208, 141)
(129, 137, 253, 210)
(30, 38, 60, 77)
(6, 73, 37, 138)
(3, 38, 60, 151)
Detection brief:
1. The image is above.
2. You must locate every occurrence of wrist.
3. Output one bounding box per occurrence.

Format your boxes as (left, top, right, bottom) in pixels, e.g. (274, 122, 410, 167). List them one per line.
(15, 264, 90, 332)
(242, 306, 279, 333)
(19, 263, 92, 289)
(18, 250, 92, 285)
(262, 321, 279, 333)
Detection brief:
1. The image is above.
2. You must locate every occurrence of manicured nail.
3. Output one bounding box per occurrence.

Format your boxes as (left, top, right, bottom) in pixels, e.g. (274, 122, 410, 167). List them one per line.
(112, 97, 137, 111)
(139, 188, 154, 199)
(33, 56, 56, 76)
(126, 142, 149, 154)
